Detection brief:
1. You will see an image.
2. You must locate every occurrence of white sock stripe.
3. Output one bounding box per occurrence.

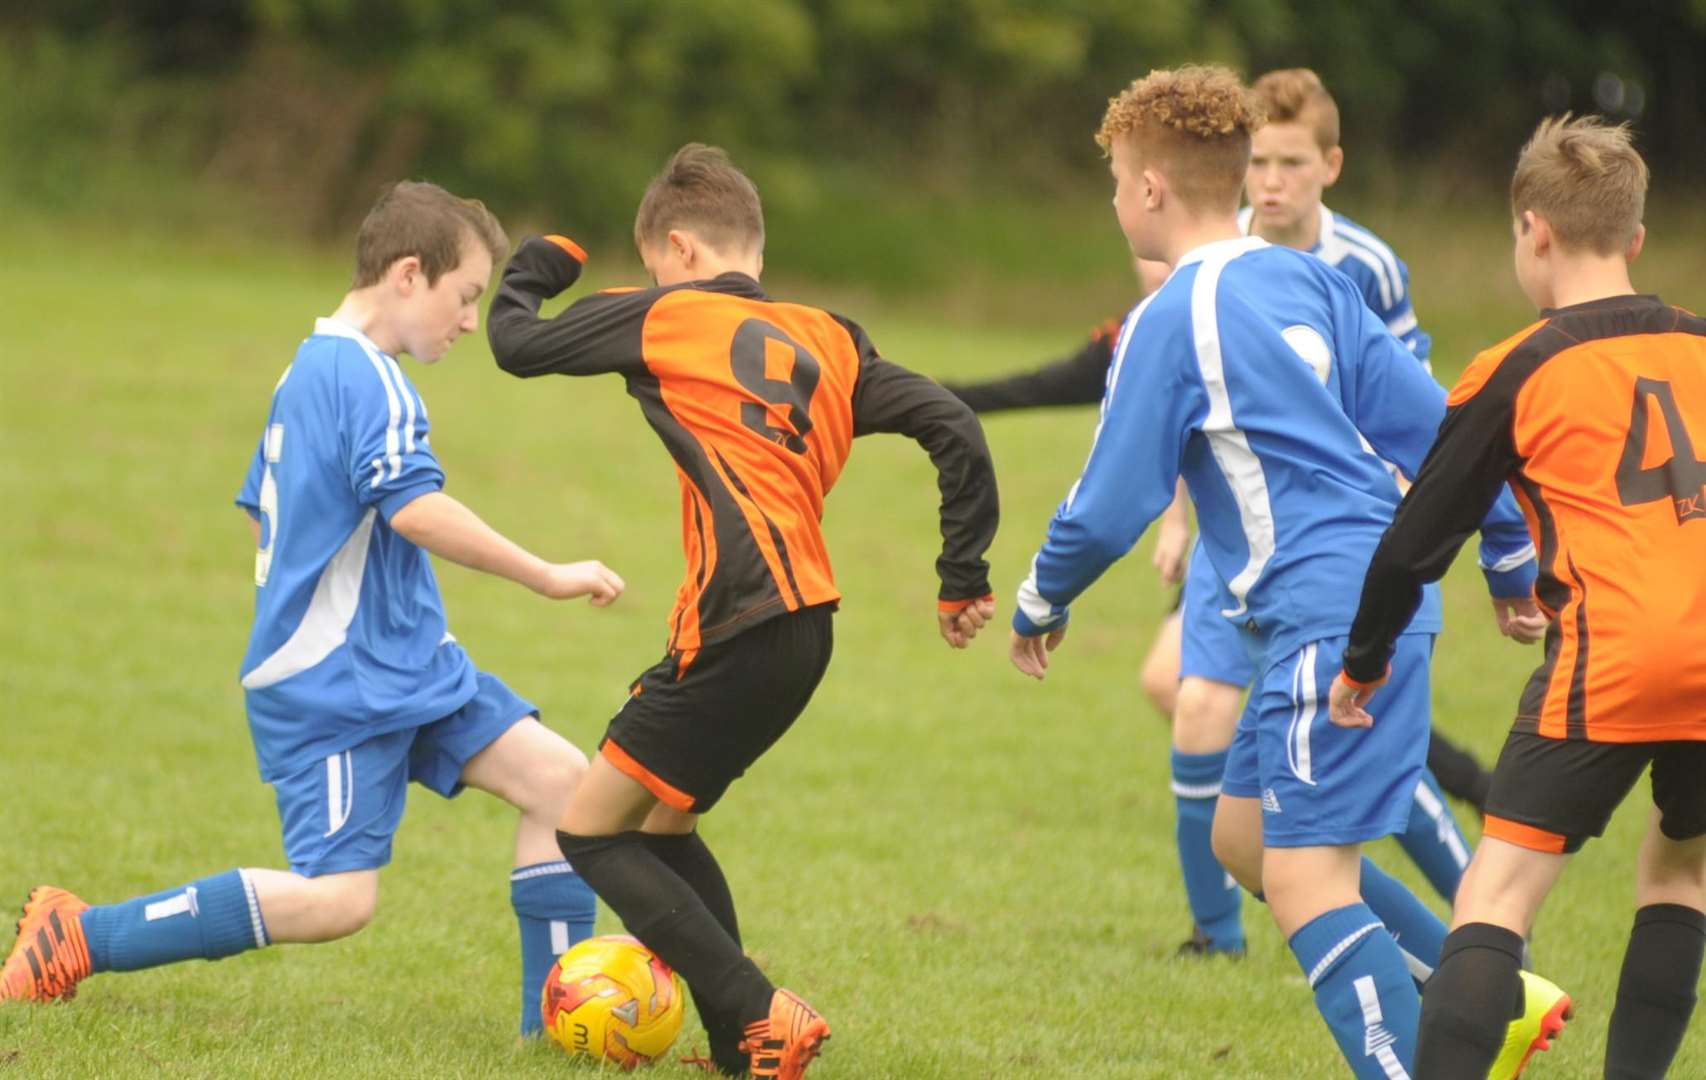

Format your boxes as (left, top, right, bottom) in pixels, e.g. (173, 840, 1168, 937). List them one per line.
(1170, 779, 1223, 799)
(1376, 1045, 1411, 1080)
(549, 920, 571, 956)
(1307, 921, 1383, 987)
(238, 868, 270, 948)
(1354, 974, 1385, 1024)
(510, 861, 577, 882)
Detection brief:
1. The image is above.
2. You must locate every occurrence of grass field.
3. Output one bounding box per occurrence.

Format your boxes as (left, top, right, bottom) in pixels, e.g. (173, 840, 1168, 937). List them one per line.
(2, 207, 1703, 1079)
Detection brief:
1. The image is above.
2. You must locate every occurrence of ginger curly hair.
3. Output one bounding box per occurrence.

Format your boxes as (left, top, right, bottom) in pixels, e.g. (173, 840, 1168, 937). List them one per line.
(1095, 65, 1266, 213)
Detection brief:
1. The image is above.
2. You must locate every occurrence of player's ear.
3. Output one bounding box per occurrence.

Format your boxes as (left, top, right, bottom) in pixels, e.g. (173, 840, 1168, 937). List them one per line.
(1526, 211, 1552, 257)
(391, 254, 423, 295)
(1142, 167, 1164, 211)
(667, 229, 695, 268)
(1322, 145, 1344, 186)
(1626, 223, 1646, 263)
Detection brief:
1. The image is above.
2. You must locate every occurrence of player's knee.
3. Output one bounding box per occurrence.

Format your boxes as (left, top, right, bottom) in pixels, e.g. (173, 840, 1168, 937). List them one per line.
(1173, 679, 1239, 754)
(1140, 656, 1178, 717)
(309, 873, 379, 939)
(515, 735, 590, 817)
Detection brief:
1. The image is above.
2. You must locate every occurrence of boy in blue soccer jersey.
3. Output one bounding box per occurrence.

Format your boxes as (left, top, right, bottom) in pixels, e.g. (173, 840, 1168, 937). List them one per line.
(1008, 67, 1542, 1078)
(0, 181, 622, 1038)
(949, 68, 1488, 959)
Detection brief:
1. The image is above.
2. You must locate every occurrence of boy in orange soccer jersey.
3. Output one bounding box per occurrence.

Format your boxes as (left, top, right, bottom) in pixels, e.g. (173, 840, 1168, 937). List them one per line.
(1333, 116, 1706, 1078)
(486, 144, 1000, 1078)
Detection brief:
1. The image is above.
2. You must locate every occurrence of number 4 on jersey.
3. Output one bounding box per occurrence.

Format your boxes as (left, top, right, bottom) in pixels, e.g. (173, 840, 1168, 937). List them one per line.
(1615, 377, 1706, 524)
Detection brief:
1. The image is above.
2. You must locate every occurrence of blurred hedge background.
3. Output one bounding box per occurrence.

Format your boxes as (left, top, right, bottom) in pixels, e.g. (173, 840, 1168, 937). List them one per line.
(4, 1, 1703, 294)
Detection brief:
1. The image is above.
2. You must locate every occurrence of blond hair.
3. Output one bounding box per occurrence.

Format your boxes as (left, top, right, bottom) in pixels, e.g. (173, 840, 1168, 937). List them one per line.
(352, 181, 507, 288)
(1251, 68, 1339, 152)
(1096, 65, 1266, 213)
(1511, 115, 1648, 255)
(634, 143, 765, 255)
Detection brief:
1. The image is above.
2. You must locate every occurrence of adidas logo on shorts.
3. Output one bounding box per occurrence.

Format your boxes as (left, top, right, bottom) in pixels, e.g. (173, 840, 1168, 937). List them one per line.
(1261, 788, 1282, 814)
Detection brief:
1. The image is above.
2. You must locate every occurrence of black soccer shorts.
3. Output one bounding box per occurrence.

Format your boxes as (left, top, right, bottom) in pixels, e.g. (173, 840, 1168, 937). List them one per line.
(599, 603, 835, 814)
(1482, 731, 1706, 854)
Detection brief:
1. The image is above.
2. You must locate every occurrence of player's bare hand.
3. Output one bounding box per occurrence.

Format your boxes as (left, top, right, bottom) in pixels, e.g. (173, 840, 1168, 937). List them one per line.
(537, 560, 625, 605)
(1009, 626, 1067, 679)
(938, 595, 997, 649)
(1152, 520, 1191, 587)
(1327, 673, 1377, 729)
(1492, 595, 1547, 644)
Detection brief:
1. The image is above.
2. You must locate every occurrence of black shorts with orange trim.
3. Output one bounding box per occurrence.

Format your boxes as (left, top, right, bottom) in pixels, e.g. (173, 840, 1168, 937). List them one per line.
(600, 603, 834, 814)
(1482, 730, 1706, 854)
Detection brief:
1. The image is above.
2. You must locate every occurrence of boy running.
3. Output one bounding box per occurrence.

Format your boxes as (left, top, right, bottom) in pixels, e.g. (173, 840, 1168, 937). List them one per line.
(486, 144, 1000, 1078)
(1008, 67, 1538, 1077)
(1, 181, 623, 1039)
(1333, 116, 1706, 1079)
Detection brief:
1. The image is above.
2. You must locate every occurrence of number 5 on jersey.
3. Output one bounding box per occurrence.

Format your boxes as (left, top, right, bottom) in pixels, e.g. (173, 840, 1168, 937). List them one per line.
(255, 422, 284, 586)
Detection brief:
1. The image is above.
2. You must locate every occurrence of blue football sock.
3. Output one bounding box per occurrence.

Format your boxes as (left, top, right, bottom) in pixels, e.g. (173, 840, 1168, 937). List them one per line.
(1170, 748, 1243, 952)
(1362, 857, 1446, 990)
(1395, 769, 1472, 903)
(1290, 902, 1421, 1079)
(512, 860, 598, 1036)
(80, 869, 269, 973)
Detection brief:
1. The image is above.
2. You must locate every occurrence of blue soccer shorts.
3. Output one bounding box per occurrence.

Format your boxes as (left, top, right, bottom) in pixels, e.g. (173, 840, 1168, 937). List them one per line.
(1222, 633, 1434, 848)
(272, 672, 537, 877)
(1178, 542, 1260, 686)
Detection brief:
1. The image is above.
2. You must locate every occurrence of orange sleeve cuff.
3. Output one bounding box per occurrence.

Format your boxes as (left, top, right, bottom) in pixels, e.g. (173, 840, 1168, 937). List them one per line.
(939, 593, 994, 614)
(544, 234, 588, 264)
(1337, 666, 1390, 693)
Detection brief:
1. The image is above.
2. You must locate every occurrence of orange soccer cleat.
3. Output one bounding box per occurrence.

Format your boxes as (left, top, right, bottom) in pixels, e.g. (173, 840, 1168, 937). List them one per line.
(0, 887, 92, 1002)
(740, 989, 831, 1080)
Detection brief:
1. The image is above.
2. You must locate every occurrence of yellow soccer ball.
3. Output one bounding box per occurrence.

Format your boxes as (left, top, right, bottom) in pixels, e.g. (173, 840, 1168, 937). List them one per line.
(540, 935, 687, 1067)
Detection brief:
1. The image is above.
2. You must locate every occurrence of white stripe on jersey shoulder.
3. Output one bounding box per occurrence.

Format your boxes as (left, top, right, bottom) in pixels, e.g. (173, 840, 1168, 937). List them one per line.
(240, 509, 378, 690)
(1331, 213, 1405, 299)
(313, 316, 408, 479)
(1183, 236, 1276, 618)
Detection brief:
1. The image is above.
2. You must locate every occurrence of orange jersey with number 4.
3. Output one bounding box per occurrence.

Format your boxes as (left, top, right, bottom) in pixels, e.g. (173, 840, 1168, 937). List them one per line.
(486, 236, 998, 654)
(1445, 296, 1706, 741)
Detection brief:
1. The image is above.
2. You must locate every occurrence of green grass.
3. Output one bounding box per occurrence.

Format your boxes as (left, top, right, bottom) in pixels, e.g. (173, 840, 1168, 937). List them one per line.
(2, 205, 1704, 1078)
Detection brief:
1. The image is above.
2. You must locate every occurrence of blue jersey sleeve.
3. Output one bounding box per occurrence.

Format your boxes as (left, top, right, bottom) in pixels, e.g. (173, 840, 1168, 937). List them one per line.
(341, 345, 444, 520)
(1014, 306, 1206, 634)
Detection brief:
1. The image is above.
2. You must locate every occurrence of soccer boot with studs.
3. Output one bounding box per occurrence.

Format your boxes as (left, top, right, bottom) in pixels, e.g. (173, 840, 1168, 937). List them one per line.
(1487, 970, 1572, 1080)
(0, 887, 92, 1002)
(739, 988, 830, 1079)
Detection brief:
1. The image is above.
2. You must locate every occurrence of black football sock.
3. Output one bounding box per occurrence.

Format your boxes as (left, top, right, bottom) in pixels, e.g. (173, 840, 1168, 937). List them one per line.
(557, 832, 775, 1041)
(1606, 903, 1706, 1079)
(1414, 922, 1525, 1079)
(641, 831, 748, 1075)
(1426, 730, 1493, 813)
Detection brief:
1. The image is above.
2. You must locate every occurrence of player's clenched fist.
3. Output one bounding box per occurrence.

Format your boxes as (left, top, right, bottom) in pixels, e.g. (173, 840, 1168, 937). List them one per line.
(538, 560, 626, 605)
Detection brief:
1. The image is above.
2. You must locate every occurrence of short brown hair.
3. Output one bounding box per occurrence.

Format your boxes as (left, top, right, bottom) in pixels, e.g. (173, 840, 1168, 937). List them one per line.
(1511, 115, 1648, 256)
(634, 144, 765, 255)
(1251, 68, 1339, 152)
(1096, 66, 1266, 213)
(352, 181, 507, 288)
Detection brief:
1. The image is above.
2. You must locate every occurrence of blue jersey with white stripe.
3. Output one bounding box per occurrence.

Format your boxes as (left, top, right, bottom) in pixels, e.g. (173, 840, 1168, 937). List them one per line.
(1240, 204, 1430, 363)
(1015, 237, 1533, 664)
(235, 318, 476, 782)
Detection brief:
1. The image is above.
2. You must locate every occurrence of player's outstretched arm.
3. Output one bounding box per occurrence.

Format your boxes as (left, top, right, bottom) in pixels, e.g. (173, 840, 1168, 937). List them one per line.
(843, 322, 999, 645)
(942, 323, 1117, 414)
(390, 491, 624, 605)
(487, 235, 650, 379)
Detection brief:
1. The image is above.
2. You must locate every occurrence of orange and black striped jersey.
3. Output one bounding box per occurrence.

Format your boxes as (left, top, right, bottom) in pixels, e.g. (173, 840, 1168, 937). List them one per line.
(487, 235, 999, 653)
(1345, 294, 1706, 742)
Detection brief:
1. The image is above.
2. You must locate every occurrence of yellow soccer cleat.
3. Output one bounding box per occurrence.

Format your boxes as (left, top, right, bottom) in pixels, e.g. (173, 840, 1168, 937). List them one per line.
(1488, 970, 1572, 1079)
